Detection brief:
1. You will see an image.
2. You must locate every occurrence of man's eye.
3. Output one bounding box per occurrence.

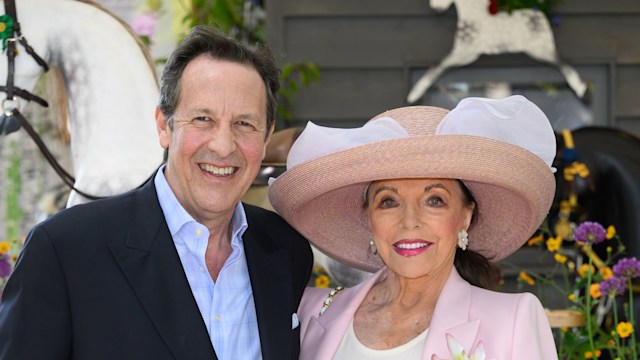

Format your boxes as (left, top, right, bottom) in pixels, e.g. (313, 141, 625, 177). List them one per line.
(236, 120, 259, 131)
(191, 117, 213, 128)
(238, 120, 255, 127)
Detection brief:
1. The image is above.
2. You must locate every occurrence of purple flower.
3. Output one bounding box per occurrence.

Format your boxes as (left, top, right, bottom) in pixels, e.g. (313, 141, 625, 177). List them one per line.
(574, 221, 606, 245)
(599, 276, 627, 297)
(613, 257, 640, 279)
(0, 255, 11, 278)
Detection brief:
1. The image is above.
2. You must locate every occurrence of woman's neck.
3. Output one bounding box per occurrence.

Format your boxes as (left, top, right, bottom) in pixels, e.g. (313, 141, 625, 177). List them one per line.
(375, 265, 452, 308)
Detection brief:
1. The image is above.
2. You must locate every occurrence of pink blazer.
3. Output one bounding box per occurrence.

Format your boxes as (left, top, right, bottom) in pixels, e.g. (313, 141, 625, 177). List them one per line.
(298, 267, 558, 360)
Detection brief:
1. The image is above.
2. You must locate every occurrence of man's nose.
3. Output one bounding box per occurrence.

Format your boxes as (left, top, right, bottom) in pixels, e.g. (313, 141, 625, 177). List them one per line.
(207, 124, 237, 158)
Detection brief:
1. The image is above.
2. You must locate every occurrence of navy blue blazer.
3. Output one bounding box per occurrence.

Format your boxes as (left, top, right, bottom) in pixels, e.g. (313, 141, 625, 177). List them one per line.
(0, 177, 313, 360)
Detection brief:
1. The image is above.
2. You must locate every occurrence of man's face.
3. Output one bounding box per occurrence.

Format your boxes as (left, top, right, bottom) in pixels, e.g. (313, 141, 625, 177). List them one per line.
(156, 55, 272, 226)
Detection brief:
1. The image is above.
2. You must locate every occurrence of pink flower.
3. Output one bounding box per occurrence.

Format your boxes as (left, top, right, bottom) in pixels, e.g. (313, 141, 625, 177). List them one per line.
(131, 12, 156, 38)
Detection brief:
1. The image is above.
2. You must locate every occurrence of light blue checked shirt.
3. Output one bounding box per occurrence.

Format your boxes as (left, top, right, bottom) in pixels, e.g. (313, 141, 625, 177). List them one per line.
(154, 167, 262, 360)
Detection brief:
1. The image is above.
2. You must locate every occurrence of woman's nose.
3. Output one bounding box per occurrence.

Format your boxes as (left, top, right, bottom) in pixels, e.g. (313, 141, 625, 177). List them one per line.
(400, 204, 421, 229)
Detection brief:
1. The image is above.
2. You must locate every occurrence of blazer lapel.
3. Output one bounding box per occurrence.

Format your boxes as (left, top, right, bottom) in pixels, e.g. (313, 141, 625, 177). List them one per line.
(109, 180, 216, 359)
(243, 221, 293, 360)
(423, 268, 479, 359)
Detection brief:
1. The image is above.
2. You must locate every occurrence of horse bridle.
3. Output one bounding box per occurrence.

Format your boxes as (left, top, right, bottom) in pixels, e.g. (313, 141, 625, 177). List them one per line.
(0, 0, 107, 200)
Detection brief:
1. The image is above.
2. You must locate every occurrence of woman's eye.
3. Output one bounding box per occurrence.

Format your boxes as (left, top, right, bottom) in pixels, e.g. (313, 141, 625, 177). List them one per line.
(379, 198, 396, 209)
(427, 196, 445, 207)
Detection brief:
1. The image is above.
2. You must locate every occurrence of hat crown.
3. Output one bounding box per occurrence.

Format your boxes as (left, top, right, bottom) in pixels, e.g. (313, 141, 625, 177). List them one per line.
(371, 106, 448, 136)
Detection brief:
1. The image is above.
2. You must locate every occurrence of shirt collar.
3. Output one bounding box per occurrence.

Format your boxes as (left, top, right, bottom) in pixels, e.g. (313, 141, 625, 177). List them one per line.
(154, 165, 248, 241)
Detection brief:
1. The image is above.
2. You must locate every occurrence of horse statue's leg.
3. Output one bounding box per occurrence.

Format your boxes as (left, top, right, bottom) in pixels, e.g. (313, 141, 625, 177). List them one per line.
(557, 62, 588, 98)
(407, 45, 481, 103)
(525, 44, 587, 99)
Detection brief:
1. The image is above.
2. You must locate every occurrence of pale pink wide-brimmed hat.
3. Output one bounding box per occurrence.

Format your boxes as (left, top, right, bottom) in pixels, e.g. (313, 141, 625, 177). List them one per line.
(269, 95, 556, 272)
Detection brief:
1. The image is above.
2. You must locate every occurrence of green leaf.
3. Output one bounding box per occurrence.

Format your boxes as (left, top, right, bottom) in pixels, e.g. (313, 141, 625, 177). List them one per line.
(287, 79, 299, 93)
(280, 64, 294, 80)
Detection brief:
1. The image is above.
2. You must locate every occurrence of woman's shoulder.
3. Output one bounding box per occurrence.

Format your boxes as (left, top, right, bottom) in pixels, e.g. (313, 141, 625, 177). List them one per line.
(301, 287, 334, 307)
(469, 285, 546, 313)
(299, 286, 345, 318)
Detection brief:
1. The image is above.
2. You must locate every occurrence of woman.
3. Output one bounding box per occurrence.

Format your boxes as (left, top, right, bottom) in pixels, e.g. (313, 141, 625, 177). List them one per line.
(269, 95, 558, 359)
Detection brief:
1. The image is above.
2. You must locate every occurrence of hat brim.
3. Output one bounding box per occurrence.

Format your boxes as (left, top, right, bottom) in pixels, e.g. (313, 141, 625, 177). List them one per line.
(269, 134, 555, 272)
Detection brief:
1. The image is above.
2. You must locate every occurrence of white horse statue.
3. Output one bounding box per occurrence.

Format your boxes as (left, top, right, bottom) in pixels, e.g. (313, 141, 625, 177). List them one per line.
(407, 0, 588, 103)
(0, 0, 163, 207)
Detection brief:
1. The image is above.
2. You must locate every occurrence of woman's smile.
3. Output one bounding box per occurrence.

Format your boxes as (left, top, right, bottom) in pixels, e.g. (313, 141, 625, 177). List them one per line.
(392, 240, 432, 257)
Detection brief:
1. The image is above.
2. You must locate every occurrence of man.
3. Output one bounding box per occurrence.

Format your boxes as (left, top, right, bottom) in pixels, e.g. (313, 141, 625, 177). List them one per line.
(0, 26, 313, 360)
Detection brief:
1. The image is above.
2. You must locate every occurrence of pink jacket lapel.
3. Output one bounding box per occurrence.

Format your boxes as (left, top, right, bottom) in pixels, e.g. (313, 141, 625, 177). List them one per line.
(423, 268, 479, 359)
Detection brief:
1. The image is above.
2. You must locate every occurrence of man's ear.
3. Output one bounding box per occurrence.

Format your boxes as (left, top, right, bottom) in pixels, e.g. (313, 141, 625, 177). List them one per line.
(155, 107, 170, 149)
(265, 123, 275, 143)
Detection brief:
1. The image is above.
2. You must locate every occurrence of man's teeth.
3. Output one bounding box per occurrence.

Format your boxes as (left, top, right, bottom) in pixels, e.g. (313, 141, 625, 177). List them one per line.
(395, 243, 428, 249)
(199, 164, 235, 175)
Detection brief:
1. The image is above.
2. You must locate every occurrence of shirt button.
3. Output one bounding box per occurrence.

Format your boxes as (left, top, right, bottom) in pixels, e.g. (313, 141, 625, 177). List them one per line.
(195, 229, 202, 236)
(199, 267, 205, 273)
(215, 315, 221, 321)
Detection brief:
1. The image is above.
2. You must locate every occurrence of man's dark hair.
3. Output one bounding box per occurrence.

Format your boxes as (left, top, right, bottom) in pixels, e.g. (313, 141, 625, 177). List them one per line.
(158, 26, 280, 160)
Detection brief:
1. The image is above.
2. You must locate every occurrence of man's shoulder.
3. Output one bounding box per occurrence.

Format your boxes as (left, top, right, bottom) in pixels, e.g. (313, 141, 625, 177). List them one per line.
(39, 188, 143, 231)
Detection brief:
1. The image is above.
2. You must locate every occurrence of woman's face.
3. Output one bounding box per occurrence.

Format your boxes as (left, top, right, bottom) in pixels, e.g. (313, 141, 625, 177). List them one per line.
(366, 178, 474, 280)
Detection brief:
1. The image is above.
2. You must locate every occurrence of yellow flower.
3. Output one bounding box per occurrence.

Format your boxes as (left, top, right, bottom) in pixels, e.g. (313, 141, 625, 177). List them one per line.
(518, 271, 535, 286)
(546, 235, 562, 252)
(607, 339, 615, 347)
(578, 263, 595, 278)
(315, 274, 330, 288)
(584, 350, 601, 358)
(590, 283, 601, 299)
(555, 218, 571, 239)
(527, 234, 544, 246)
(617, 321, 634, 338)
(599, 266, 613, 280)
(554, 253, 567, 264)
(0, 241, 10, 254)
(561, 326, 568, 333)
(568, 294, 576, 301)
(567, 261, 575, 272)
(606, 225, 616, 240)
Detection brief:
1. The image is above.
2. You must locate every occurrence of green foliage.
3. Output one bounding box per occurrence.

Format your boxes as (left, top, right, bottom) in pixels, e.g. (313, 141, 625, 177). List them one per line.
(181, 0, 320, 127)
(513, 221, 639, 359)
(182, 0, 263, 44)
(5, 141, 22, 241)
(278, 62, 321, 124)
(495, 0, 563, 19)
